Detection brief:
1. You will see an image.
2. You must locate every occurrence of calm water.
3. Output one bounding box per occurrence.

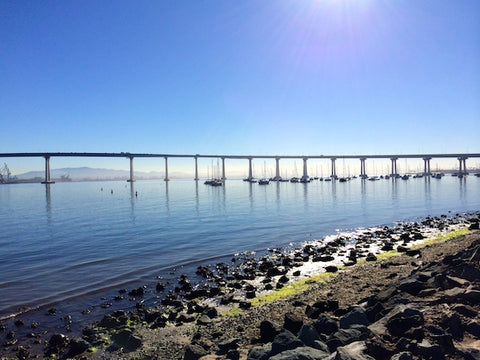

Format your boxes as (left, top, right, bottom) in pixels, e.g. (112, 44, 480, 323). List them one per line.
(0, 176, 479, 319)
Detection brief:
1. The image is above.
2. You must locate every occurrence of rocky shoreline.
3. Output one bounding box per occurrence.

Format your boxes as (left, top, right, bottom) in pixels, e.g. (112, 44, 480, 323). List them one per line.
(1, 212, 479, 359)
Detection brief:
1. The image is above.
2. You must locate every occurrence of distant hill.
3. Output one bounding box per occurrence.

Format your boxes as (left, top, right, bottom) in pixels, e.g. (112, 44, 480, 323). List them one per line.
(15, 167, 183, 181)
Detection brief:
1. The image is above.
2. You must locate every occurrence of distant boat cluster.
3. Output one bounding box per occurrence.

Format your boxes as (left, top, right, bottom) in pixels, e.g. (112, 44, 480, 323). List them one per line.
(203, 172, 480, 186)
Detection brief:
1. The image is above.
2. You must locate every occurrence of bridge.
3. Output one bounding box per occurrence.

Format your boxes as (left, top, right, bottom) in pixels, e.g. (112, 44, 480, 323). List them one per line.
(0, 152, 479, 184)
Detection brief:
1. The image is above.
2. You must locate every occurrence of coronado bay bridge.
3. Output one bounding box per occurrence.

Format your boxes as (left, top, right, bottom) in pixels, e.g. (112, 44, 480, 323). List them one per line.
(0, 152, 479, 184)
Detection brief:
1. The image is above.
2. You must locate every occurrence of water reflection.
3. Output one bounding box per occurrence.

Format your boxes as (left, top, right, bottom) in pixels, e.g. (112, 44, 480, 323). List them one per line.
(194, 181, 199, 215)
(458, 177, 467, 203)
(45, 184, 52, 224)
(165, 181, 170, 213)
(424, 177, 431, 210)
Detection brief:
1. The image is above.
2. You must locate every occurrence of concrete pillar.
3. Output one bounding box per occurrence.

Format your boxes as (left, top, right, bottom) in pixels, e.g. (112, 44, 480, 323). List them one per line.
(463, 158, 467, 174)
(391, 158, 398, 177)
(41, 156, 55, 184)
(248, 157, 253, 181)
(164, 157, 169, 181)
(458, 157, 463, 175)
(274, 157, 281, 181)
(360, 158, 367, 179)
(194, 156, 199, 180)
(221, 157, 226, 180)
(331, 158, 337, 179)
(423, 157, 432, 176)
(127, 156, 135, 182)
(302, 157, 308, 180)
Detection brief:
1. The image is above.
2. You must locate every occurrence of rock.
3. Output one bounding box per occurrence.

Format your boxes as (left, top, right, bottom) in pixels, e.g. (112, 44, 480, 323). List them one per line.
(196, 315, 212, 325)
(128, 286, 145, 297)
(390, 351, 413, 360)
(325, 266, 338, 273)
(247, 344, 271, 360)
(270, 329, 303, 356)
(469, 222, 479, 230)
(451, 304, 477, 317)
(269, 346, 330, 360)
(226, 349, 240, 360)
(111, 329, 142, 352)
(456, 346, 480, 360)
(385, 305, 424, 338)
(67, 338, 90, 357)
(365, 253, 377, 262)
(466, 321, 480, 338)
(327, 326, 372, 352)
(339, 306, 370, 329)
(259, 320, 282, 343)
(156, 282, 166, 291)
(398, 279, 424, 296)
(283, 312, 303, 335)
(415, 339, 444, 359)
(332, 341, 375, 360)
(184, 343, 208, 360)
(430, 333, 454, 349)
(365, 302, 384, 323)
(298, 324, 329, 352)
(314, 314, 339, 336)
(45, 333, 69, 356)
(463, 289, 480, 304)
(439, 313, 464, 340)
(218, 338, 240, 353)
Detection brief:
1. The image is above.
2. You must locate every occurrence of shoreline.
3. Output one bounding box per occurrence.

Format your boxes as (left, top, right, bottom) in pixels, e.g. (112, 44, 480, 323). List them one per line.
(1, 211, 479, 359)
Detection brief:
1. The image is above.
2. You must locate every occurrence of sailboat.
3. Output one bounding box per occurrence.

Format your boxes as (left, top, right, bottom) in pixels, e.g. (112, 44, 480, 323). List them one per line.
(259, 161, 270, 185)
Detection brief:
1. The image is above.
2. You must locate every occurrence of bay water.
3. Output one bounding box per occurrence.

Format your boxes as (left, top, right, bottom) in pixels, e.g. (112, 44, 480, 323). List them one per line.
(0, 176, 479, 321)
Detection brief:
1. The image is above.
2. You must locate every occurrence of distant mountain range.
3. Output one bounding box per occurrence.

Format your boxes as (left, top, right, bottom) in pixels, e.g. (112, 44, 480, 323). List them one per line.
(15, 167, 187, 181)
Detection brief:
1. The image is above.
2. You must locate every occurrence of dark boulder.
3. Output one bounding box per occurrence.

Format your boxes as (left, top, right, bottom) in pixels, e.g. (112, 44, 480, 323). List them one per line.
(184, 343, 208, 360)
(313, 314, 339, 336)
(259, 320, 282, 343)
(270, 329, 303, 356)
(365, 253, 377, 262)
(466, 321, 480, 338)
(339, 306, 369, 329)
(218, 338, 240, 353)
(66, 338, 90, 357)
(385, 306, 424, 338)
(283, 312, 303, 335)
(111, 329, 142, 352)
(45, 333, 69, 356)
(268, 346, 330, 360)
(247, 344, 271, 360)
(325, 265, 338, 273)
(398, 279, 425, 296)
(327, 325, 372, 352)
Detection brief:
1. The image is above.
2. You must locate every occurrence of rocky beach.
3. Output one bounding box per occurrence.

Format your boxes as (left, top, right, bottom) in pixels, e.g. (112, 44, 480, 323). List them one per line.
(1, 212, 480, 359)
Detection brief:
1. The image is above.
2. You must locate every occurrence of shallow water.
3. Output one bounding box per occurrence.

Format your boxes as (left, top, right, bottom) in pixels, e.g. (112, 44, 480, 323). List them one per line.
(0, 176, 479, 319)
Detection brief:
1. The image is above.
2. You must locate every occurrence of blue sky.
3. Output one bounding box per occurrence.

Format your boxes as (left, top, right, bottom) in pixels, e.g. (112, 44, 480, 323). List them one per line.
(1, 1, 479, 174)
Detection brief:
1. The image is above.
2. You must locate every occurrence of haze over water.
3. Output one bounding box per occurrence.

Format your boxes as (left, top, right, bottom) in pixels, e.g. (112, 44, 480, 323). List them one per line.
(0, 176, 479, 320)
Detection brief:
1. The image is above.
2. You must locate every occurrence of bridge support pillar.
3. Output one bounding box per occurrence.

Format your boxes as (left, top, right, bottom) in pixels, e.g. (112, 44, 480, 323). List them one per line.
(301, 157, 309, 181)
(391, 158, 398, 177)
(41, 156, 55, 184)
(458, 157, 468, 176)
(274, 157, 281, 181)
(331, 158, 337, 179)
(127, 156, 135, 182)
(164, 157, 169, 181)
(423, 157, 432, 176)
(221, 157, 226, 180)
(194, 156, 199, 180)
(248, 157, 253, 181)
(360, 158, 367, 179)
